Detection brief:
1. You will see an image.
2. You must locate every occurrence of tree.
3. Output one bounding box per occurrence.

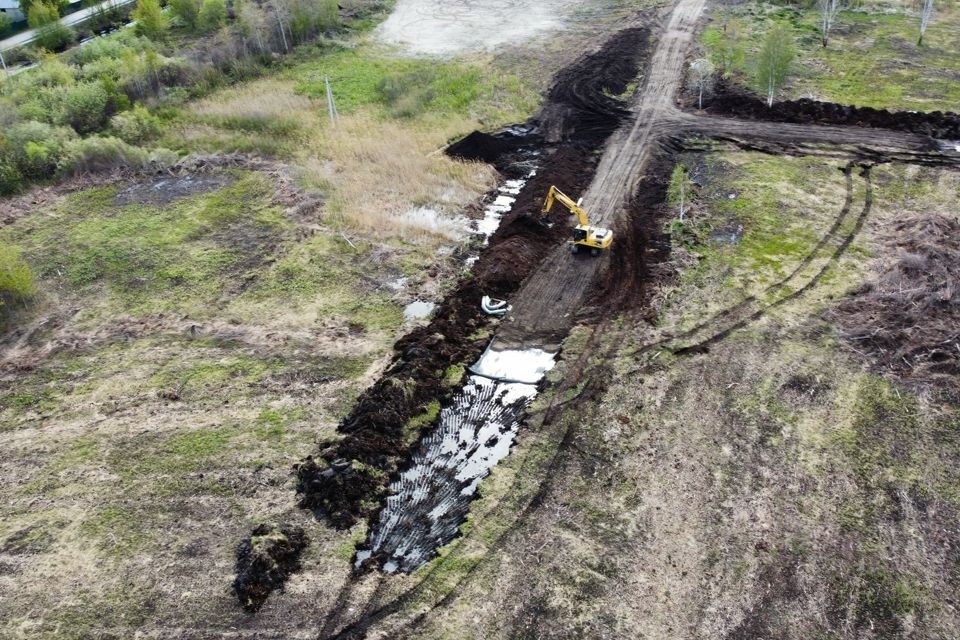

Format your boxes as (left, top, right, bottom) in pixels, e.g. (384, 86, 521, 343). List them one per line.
(667, 164, 693, 222)
(169, 0, 200, 30)
(918, 0, 934, 46)
(756, 22, 795, 108)
(818, 0, 842, 47)
(687, 58, 715, 110)
(704, 18, 744, 78)
(236, 0, 267, 53)
(133, 0, 169, 40)
(0, 13, 13, 39)
(197, 0, 226, 32)
(270, 0, 291, 51)
(29, 3, 74, 51)
(26, 1, 58, 28)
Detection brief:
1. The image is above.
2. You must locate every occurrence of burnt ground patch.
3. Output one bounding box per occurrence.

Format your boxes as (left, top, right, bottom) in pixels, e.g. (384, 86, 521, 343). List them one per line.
(234, 523, 309, 612)
(114, 173, 239, 207)
(698, 80, 960, 141)
(829, 212, 960, 396)
(293, 24, 653, 533)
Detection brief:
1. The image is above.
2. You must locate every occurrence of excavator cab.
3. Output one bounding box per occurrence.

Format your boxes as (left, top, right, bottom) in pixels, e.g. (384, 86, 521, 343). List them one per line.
(541, 186, 613, 255)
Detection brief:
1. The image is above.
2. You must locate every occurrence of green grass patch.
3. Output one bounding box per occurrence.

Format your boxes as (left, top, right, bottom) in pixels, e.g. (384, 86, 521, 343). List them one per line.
(4, 171, 290, 317)
(0, 241, 36, 325)
(704, 3, 960, 111)
(292, 43, 539, 124)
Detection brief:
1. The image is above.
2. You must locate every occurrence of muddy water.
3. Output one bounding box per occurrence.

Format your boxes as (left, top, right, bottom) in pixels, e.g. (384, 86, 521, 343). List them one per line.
(357, 347, 555, 573)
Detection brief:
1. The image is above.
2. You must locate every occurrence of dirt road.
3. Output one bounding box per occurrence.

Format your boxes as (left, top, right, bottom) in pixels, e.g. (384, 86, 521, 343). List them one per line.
(498, 0, 708, 346)
(498, 0, 959, 349)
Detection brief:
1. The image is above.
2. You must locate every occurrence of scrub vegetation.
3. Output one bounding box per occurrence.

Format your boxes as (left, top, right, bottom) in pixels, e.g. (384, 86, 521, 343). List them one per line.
(702, 0, 960, 111)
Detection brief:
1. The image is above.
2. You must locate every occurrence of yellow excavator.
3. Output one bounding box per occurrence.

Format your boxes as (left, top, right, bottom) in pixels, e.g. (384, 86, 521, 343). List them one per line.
(541, 186, 613, 255)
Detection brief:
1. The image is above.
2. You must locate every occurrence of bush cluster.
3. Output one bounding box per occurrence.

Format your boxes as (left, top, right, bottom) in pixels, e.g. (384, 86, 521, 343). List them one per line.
(0, 0, 346, 193)
(0, 244, 36, 323)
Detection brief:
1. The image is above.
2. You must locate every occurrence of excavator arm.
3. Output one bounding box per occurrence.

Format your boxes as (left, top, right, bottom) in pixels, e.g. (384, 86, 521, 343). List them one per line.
(540, 184, 613, 254)
(541, 186, 591, 227)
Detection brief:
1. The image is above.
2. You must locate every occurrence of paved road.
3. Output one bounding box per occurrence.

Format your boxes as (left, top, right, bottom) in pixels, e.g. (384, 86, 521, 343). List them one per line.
(0, 0, 134, 52)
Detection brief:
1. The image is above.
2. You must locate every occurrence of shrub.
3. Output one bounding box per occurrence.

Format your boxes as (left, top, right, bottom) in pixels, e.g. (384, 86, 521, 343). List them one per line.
(57, 135, 176, 174)
(133, 0, 169, 40)
(62, 81, 111, 134)
(110, 103, 162, 144)
(0, 13, 13, 38)
(0, 244, 37, 321)
(5, 120, 76, 178)
(35, 21, 75, 52)
(169, 0, 200, 30)
(377, 70, 437, 118)
(27, 2, 59, 29)
(0, 152, 24, 196)
(197, 0, 226, 32)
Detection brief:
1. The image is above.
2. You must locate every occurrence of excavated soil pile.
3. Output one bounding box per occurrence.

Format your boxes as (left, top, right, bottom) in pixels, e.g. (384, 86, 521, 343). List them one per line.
(704, 81, 960, 141)
(589, 152, 674, 317)
(233, 524, 309, 612)
(295, 25, 651, 531)
(538, 27, 650, 143)
(831, 213, 960, 393)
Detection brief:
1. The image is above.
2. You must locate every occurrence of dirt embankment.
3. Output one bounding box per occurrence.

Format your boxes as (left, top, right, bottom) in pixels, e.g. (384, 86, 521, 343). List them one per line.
(294, 25, 651, 531)
(700, 80, 960, 141)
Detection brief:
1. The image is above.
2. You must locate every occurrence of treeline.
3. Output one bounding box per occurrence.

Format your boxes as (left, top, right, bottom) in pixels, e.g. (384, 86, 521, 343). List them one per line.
(0, 0, 352, 194)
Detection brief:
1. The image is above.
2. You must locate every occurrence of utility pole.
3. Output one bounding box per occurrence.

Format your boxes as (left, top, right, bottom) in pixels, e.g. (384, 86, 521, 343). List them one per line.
(325, 76, 338, 126)
(0, 49, 8, 78)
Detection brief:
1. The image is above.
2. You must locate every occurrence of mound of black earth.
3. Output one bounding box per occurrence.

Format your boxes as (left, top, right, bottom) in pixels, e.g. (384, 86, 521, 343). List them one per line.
(234, 524, 309, 612)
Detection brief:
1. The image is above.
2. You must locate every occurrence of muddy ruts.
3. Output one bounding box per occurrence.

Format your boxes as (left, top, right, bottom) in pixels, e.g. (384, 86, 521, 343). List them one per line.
(294, 25, 652, 532)
(357, 377, 535, 573)
(538, 27, 651, 144)
(703, 80, 960, 141)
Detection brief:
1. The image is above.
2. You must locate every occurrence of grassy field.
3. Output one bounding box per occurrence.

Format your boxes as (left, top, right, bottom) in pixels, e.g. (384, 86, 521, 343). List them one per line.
(703, 0, 960, 111)
(398, 152, 960, 638)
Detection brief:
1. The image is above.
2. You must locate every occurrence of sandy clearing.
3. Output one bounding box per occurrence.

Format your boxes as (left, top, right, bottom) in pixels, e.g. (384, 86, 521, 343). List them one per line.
(376, 0, 585, 55)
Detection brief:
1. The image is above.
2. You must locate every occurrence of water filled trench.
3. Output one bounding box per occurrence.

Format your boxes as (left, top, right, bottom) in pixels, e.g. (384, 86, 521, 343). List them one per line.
(354, 163, 554, 573)
(356, 347, 556, 573)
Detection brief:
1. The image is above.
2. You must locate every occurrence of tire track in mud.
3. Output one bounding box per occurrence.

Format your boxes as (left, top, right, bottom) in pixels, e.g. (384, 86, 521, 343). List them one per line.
(664, 160, 858, 348)
(671, 163, 875, 356)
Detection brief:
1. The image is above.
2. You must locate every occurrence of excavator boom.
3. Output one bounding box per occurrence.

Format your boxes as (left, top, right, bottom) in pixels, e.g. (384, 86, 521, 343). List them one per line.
(542, 186, 591, 227)
(541, 185, 614, 254)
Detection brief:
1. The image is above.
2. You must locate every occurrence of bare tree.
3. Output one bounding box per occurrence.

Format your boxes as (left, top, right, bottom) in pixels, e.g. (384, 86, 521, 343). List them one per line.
(270, 0, 291, 51)
(818, 0, 842, 47)
(918, 0, 934, 45)
(668, 164, 692, 222)
(687, 58, 715, 110)
(237, 0, 267, 53)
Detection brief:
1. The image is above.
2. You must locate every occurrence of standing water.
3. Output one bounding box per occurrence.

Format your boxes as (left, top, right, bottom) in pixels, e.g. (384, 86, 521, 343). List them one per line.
(355, 346, 556, 573)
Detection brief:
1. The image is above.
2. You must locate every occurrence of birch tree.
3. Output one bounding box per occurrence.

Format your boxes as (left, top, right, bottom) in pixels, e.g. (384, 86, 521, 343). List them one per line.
(918, 0, 934, 46)
(237, 0, 267, 53)
(270, 0, 291, 51)
(668, 165, 692, 222)
(818, 0, 842, 47)
(687, 58, 715, 110)
(756, 22, 795, 108)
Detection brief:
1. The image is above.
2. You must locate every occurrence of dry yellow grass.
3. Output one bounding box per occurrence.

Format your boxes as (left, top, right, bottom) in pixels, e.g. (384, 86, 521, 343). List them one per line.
(191, 79, 320, 120)
(303, 110, 496, 238)
(189, 79, 498, 243)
